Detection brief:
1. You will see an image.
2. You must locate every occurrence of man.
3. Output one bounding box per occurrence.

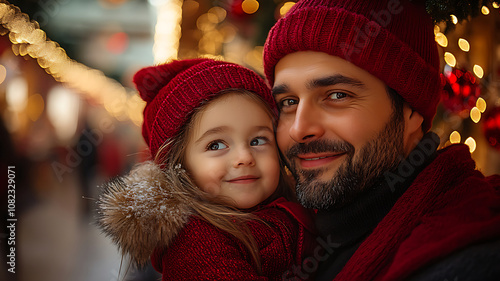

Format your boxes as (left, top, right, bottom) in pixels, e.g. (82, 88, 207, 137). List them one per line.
(263, 0, 500, 280)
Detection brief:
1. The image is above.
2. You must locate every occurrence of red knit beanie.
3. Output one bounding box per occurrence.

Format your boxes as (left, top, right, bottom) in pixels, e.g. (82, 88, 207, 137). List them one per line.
(263, 0, 441, 131)
(134, 58, 276, 158)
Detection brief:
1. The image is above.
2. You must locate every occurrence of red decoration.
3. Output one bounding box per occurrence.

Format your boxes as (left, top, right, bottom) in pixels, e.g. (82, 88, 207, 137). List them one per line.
(229, 0, 252, 20)
(482, 105, 500, 151)
(440, 68, 480, 115)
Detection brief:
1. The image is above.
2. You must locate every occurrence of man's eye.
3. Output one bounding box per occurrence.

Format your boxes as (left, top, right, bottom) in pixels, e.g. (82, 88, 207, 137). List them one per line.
(250, 137, 268, 146)
(279, 98, 298, 107)
(207, 141, 227, 151)
(328, 92, 348, 100)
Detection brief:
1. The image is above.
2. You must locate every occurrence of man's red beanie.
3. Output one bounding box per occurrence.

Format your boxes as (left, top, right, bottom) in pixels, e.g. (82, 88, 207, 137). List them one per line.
(263, 0, 441, 131)
(134, 58, 276, 158)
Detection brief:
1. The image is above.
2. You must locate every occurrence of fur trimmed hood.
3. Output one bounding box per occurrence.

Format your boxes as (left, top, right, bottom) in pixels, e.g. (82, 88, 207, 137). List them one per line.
(97, 161, 192, 266)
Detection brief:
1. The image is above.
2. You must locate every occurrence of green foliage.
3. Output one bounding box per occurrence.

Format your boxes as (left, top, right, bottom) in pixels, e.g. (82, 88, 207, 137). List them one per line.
(416, 0, 494, 28)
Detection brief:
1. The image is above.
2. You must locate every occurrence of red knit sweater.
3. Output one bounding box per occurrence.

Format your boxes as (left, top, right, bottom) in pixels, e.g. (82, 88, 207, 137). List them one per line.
(151, 198, 317, 280)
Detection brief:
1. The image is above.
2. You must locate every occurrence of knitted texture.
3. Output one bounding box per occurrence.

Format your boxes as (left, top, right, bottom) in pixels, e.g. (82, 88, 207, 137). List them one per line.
(151, 198, 318, 280)
(331, 144, 500, 281)
(263, 0, 441, 131)
(133, 58, 277, 158)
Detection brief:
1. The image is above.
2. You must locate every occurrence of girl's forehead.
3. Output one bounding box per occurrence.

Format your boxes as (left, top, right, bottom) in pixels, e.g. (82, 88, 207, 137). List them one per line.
(188, 93, 274, 138)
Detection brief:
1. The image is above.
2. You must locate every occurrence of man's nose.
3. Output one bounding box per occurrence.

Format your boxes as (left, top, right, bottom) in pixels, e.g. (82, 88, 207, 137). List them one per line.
(288, 102, 325, 143)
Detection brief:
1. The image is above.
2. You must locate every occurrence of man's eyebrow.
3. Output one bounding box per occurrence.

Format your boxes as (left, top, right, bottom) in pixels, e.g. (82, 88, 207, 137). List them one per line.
(308, 74, 365, 90)
(272, 84, 290, 97)
(195, 126, 228, 144)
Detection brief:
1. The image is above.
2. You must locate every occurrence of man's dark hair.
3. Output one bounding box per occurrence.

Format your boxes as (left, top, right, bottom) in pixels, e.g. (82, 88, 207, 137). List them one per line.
(387, 87, 405, 121)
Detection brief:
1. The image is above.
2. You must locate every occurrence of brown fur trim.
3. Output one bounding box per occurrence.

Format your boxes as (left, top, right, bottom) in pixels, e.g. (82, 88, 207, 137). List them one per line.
(97, 161, 191, 266)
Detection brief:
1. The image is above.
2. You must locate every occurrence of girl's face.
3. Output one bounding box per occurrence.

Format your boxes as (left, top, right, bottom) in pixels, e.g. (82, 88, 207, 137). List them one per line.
(184, 93, 280, 209)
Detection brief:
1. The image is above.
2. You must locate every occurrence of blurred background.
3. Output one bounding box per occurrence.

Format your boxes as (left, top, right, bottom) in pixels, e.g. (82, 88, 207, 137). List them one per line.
(0, 0, 499, 280)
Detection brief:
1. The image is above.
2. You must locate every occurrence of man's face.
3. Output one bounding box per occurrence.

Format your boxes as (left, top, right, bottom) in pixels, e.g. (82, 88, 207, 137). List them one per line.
(273, 51, 405, 210)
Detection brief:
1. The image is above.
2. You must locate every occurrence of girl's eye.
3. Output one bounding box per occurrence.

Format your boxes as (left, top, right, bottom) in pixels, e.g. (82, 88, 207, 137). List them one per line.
(207, 141, 227, 151)
(250, 137, 268, 146)
(328, 92, 348, 100)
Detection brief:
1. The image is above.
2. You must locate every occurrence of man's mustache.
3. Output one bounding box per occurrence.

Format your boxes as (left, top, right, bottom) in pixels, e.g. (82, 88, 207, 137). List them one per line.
(285, 139, 355, 159)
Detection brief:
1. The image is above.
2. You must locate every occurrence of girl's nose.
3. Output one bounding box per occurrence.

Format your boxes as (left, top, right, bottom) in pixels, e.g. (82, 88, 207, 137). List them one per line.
(233, 147, 255, 168)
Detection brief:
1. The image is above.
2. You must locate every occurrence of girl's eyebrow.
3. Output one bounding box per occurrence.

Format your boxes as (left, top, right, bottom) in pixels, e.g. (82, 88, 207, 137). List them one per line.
(195, 125, 274, 144)
(195, 126, 229, 144)
(255, 126, 274, 134)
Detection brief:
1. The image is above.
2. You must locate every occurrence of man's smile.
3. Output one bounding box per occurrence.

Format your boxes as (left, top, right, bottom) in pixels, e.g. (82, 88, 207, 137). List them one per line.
(297, 152, 347, 168)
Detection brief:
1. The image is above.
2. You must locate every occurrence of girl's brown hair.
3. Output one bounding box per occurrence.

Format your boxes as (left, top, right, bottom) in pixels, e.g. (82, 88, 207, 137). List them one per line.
(154, 89, 295, 273)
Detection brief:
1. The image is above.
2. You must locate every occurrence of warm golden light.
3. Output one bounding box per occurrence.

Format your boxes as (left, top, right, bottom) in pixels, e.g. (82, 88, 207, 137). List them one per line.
(458, 38, 470, 52)
(444, 52, 456, 67)
(434, 25, 440, 34)
(450, 131, 461, 144)
(476, 97, 487, 113)
(481, 6, 490, 15)
(153, 0, 183, 63)
(435, 32, 448, 47)
(208, 7, 227, 23)
(493, 2, 500, 8)
(470, 107, 481, 123)
(0, 64, 6, 84)
(0, 2, 142, 125)
(27, 93, 44, 122)
(242, 0, 259, 14)
(280, 2, 296, 16)
(6, 76, 28, 112)
(450, 14, 458, 24)
(473, 64, 484, 78)
(465, 137, 476, 153)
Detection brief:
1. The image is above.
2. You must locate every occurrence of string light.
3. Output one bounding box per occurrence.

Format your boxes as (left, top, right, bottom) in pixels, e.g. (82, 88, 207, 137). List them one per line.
(0, 64, 6, 84)
(481, 6, 490, 15)
(152, 0, 183, 63)
(470, 107, 481, 123)
(242, 0, 259, 14)
(493, 2, 500, 8)
(444, 52, 456, 67)
(450, 131, 461, 144)
(450, 14, 458, 24)
(208, 7, 227, 22)
(458, 38, 470, 52)
(473, 64, 484, 78)
(0, 2, 144, 126)
(476, 97, 487, 113)
(434, 25, 440, 34)
(435, 32, 448, 47)
(280, 2, 296, 17)
(464, 137, 477, 153)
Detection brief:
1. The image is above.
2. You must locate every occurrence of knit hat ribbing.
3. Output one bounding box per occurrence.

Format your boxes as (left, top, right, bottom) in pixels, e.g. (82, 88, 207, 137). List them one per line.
(134, 58, 276, 158)
(263, 0, 441, 131)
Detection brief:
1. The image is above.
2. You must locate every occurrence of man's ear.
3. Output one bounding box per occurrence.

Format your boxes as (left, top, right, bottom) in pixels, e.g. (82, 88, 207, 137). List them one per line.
(404, 104, 424, 134)
(403, 103, 424, 153)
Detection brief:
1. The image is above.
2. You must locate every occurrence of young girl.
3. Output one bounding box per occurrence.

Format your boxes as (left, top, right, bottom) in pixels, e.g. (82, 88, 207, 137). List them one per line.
(97, 58, 316, 280)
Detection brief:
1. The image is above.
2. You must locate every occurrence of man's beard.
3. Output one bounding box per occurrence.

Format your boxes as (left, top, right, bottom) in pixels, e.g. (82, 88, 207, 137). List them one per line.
(284, 111, 405, 210)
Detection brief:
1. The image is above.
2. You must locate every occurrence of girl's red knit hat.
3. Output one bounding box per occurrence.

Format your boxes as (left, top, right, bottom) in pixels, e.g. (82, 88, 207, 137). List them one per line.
(134, 58, 276, 158)
(263, 0, 441, 131)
